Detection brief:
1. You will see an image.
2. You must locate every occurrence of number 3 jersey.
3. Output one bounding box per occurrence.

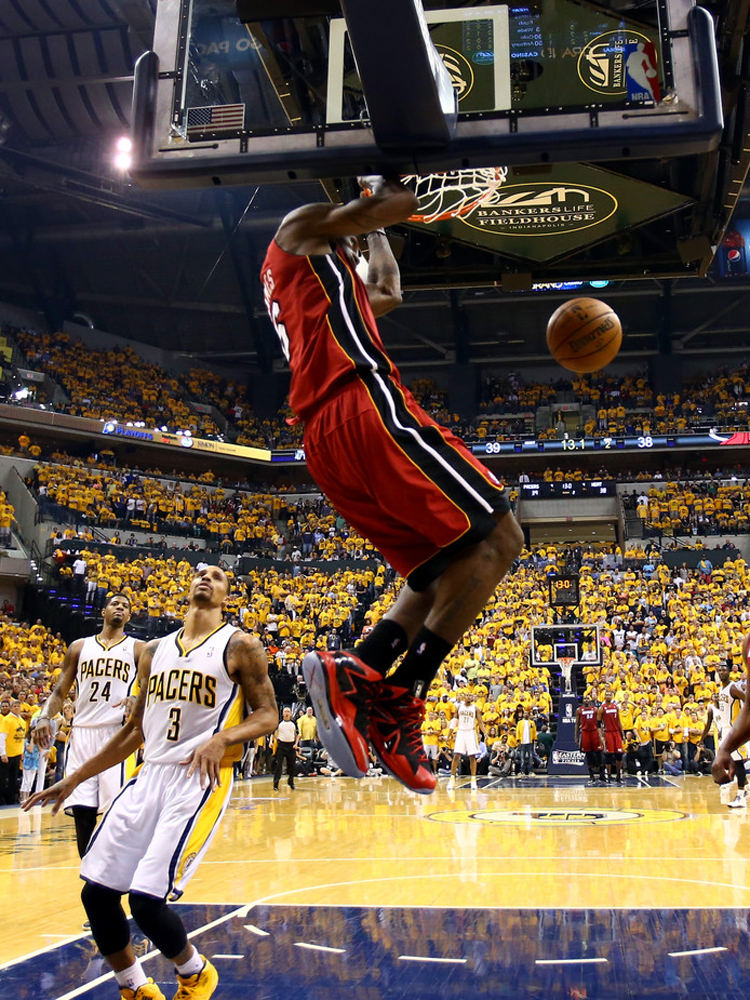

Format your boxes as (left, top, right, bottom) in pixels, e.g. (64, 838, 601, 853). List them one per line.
(142, 623, 244, 766)
(74, 634, 139, 728)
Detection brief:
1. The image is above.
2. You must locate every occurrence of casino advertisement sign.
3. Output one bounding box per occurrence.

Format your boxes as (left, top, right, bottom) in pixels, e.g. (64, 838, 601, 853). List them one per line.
(413, 164, 692, 263)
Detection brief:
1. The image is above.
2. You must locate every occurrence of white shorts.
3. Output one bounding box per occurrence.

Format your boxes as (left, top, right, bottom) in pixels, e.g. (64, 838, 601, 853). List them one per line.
(423, 743, 439, 760)
(65, 725, 133, 812)
(81, 761, 234, 899)
(453, 731, 479, 757)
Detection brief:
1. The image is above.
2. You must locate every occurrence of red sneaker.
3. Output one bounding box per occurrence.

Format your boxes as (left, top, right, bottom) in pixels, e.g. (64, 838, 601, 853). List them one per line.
(368, 683, 437, 794)
(302, 650, 381, 777)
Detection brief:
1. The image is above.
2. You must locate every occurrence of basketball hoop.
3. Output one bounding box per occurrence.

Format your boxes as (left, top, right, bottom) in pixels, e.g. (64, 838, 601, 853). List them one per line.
(402, 167, 509, 224)
(559, 657, 575, 696)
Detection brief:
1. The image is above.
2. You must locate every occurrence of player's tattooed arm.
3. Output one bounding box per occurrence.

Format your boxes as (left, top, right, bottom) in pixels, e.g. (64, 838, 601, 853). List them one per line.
(33, 638, 84, 748)
(182, 632, 279, 790)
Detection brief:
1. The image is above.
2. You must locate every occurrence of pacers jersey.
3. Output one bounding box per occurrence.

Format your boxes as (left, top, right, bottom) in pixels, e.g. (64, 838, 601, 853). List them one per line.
(580, 706, 598, 732)
(456, 703, 478, 733)
(601, 703, 621, 731)
(261, 239, 398, 420)
(143, 623, 243, 766)
(73, 635, 138, 729)
(716, 683, 736, 736)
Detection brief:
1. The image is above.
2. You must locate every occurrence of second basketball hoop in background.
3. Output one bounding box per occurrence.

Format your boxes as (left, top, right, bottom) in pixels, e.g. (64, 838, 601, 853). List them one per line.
(546, 297, 622, 374)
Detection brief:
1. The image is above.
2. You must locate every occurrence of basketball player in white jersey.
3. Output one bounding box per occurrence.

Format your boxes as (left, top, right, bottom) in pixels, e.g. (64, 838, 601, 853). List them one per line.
(706, 664, 748, 807)
(447, 692, 484, 791)
(26, 565, 279, 1000)
(33, 593, 143, 856)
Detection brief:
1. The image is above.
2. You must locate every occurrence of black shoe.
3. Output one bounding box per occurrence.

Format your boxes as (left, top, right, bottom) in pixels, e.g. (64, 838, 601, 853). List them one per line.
(288, 783, 295, 790)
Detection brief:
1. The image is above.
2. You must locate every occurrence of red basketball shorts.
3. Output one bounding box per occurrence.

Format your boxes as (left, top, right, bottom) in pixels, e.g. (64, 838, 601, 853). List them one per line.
(580, 731, 602, 754)
(604, 731, 624, 754)
(303, 378, 511, 590)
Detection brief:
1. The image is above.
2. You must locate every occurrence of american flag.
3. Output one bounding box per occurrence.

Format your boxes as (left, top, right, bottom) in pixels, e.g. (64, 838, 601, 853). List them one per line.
(186, 103, 245, 135)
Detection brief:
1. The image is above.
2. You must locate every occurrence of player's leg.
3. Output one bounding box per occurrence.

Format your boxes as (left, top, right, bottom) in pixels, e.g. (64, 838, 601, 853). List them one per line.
(447, 751, 461, 789)
(469, 753, 478, 789)
(614, 752, 623, 783)
(287, 744, 296, 789)
(125, 764, 231, 997)
(367, 514, 522, 792)
(80, 882, 165, 999)
(128, 892, 216, 997)
(596, 745, 607, 781)
(71, 804, 99, 857)
(728, 752, 748, 808)
(272, 744, 283, 790)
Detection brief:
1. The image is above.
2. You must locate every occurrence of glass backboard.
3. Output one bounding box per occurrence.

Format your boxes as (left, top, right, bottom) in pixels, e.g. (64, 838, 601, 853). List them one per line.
(131, 0, 722, 188)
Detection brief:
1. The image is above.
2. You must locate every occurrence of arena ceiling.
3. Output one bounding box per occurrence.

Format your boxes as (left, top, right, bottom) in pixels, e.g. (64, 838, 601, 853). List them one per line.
(0, 0, 749, 378)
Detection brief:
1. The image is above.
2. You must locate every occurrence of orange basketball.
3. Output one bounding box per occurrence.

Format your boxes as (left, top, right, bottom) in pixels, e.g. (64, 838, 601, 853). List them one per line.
(546, 297, 622, 374)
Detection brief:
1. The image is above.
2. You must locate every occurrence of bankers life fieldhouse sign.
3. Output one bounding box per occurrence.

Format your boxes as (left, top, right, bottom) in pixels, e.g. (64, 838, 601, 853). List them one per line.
(410, 163, 691, 264)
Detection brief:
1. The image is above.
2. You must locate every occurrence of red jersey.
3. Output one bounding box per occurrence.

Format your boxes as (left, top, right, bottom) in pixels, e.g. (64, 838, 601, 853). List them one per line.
(579, 705, 598, 732)
(601, 703, 621, 732)
(261, 240, 400, 420)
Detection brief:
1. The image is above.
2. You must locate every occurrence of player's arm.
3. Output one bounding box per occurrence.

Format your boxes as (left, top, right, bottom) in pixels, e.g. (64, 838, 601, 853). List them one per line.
(729, 683, 746, 701)
(113, 638, 147, 717)
(360, 228, 402, 318)
(24, 643, 156, 813)
(275, 177, 417, 256)
(182, 632, 278, 790)
(33, 639, 84, 748)
(574, 709, 581, 746)
(700, 705, 714, 742)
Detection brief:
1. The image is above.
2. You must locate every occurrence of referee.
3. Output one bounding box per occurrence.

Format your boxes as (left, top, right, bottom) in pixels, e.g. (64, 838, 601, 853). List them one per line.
(273, 707, 299, 791)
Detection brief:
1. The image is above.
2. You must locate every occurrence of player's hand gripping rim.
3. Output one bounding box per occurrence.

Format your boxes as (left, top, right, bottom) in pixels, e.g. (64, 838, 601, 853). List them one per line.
(180, 735, 226, 790)
(23, 775, 79, 814)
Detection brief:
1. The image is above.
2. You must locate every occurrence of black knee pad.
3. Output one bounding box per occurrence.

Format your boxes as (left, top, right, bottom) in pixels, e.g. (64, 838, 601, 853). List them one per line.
(129, 891, 187, 960)
(81, 881, 130, 956)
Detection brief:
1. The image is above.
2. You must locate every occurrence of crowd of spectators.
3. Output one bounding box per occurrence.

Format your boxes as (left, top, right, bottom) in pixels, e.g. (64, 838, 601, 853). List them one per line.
(1, 534, 749, 800)
(8, 327, 750, 452)
(626, 481, 750, 536)
(15, 331, 222, 438)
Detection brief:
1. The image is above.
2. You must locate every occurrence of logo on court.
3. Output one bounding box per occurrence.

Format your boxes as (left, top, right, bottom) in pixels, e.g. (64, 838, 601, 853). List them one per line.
(460, 183, 618, 238)
(577, 30, 654, 96)
(428, 808, 686, 827)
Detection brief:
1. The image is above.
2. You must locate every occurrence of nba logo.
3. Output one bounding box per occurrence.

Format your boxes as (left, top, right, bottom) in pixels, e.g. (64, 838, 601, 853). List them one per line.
(624, 41, 661, 104)
(565, 704, 573, 718)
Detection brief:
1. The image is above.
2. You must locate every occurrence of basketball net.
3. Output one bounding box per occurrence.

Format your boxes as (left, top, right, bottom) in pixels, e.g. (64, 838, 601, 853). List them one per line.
(403, 167, 509, 224)
(558, 657, 574, 696)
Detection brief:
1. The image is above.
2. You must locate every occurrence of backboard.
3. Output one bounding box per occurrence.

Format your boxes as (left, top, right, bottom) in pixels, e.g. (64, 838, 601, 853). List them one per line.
(131, 0, 722, 189)
(530, 624, 601, 668)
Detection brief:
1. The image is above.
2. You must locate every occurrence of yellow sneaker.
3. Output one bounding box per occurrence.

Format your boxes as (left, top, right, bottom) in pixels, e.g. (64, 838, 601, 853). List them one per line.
(120, 981, 167, 1000)
(173, 958, 219, 1000)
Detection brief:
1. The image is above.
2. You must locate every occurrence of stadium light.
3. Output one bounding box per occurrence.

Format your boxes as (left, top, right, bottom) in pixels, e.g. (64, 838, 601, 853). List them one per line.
(113, 135, 132, 171)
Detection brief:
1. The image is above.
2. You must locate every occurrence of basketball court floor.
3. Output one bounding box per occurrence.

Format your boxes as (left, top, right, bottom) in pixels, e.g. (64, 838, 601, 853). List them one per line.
(1, 773, 749, 999)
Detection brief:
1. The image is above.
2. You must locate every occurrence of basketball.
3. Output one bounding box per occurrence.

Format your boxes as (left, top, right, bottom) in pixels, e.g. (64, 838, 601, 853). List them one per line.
(546, 297, 622, 374)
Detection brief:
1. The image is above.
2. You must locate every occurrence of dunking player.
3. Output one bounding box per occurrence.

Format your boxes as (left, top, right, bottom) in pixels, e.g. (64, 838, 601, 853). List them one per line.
(599, 688, 624, 784)
(447, 692, 484, 791)
(33, 594, 142, 857)
(26, 566, 278, 1000)
(575, 694, 604, 784)
(708, 663, 748, 808)
(262, 176, 523, 794)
